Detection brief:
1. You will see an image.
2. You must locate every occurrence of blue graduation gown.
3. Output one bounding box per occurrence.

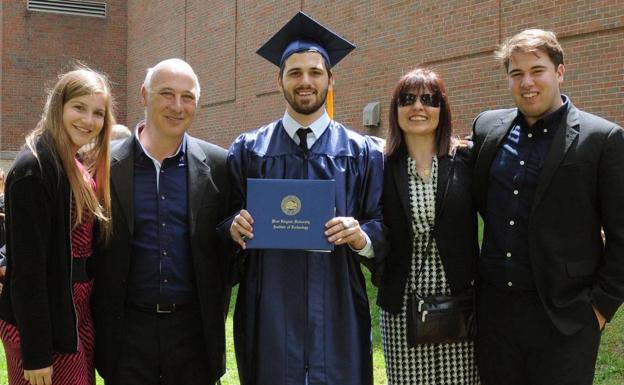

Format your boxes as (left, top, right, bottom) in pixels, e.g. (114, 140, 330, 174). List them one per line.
(227, 120, 388, 385)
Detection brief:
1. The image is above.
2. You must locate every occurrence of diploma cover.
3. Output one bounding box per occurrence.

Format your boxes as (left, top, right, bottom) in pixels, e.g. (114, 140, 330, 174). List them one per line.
(246, 178, 335, 251)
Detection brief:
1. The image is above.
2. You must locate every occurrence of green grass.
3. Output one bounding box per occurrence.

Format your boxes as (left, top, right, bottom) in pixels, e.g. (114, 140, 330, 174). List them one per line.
(1, 282, 622, 385)
(219, 280, 388, 385)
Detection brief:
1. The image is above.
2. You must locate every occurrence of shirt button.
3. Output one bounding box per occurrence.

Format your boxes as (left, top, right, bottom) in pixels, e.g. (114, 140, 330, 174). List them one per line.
(513, 190, 519, 195)
(161, 195, 166, 200)
(528, 133, 533, 138)
(163, 279, 168, 283)
(507, 281, 513, 287)
(162, 250, 167, 256)
(506, 252, 512, 258)
(543, 129, 548, 133)
(519, 160, 525, 166)
(509, 220, 515, 226)
(162, 222, 166, 227)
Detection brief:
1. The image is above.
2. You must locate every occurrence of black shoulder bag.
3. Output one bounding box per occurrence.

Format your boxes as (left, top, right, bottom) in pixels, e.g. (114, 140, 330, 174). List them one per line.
(406, 285, 476, 346)
(405, 155, 476, 346)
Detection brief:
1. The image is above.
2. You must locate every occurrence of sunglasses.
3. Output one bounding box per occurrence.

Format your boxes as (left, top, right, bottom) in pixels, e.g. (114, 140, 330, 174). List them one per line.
(397, 93, 441, 108)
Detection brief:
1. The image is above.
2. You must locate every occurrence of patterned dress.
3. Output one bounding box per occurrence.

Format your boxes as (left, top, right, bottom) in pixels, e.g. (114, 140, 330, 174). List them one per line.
(380, 157, 479, 385)
(0, 159, 96, 385)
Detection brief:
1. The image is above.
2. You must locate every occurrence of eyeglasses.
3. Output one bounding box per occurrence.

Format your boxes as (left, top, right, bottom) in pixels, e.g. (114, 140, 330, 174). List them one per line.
(397, 93, 441, 108)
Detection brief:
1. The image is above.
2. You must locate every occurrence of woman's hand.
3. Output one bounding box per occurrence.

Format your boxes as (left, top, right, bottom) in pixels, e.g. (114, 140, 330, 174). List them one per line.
(24, 366, 53, 385)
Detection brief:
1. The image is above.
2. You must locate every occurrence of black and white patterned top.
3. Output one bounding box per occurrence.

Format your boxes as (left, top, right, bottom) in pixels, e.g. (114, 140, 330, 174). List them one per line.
(380, 156, 479, 385)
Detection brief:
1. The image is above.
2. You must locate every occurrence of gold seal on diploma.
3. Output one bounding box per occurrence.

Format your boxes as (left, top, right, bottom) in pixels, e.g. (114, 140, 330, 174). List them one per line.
(281, 195, 302, 215)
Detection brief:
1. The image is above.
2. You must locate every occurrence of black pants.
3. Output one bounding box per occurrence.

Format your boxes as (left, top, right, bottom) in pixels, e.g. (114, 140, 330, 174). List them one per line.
(476, 283, 601, 385)
(110, 305, 213, 385)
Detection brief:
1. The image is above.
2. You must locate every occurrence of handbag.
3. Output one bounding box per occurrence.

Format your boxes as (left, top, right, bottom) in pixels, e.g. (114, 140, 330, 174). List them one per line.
(405, 210, 476, 346)
(406, 289, 476, 346)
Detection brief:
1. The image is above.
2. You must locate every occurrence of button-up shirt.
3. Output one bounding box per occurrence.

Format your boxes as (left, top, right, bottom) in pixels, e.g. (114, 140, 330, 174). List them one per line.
(480, 96, 569, 290)
(127, 122, 196, 304)
(281, 109, 331, 149)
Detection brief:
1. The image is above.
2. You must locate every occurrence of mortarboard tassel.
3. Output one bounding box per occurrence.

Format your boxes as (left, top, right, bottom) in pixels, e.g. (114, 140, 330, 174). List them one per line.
(326, 87, 334, 119)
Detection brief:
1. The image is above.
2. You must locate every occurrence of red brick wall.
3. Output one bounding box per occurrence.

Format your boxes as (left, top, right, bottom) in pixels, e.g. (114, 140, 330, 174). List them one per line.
(0, 0, 127, 154)
(126, 0, 185, 134)
(3, 1, 623, 154)
(123, 1, 624, 150)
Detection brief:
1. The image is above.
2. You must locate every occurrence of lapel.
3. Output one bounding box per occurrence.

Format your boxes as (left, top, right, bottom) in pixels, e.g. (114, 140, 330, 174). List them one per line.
(530, 103, 580, 212)
(110, 136, 136, 236)
(390, 148, 412, 228)
(436, 155, 452, 218)
(474, 110, 516, 210)
(391, 148, 453, 231)
(186, 137, 215, 238)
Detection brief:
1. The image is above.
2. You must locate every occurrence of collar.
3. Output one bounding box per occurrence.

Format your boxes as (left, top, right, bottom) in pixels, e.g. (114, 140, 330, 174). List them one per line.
(281, 110, 331, 143)
(133, 120, 187, 165)
(517, 94, 569, 132)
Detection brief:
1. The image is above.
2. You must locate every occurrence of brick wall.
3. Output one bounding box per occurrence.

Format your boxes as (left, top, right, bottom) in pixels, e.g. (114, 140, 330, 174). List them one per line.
(122, 0, 624, 150)
(2, 1, 623, 155)
(0, 0, 127, 155)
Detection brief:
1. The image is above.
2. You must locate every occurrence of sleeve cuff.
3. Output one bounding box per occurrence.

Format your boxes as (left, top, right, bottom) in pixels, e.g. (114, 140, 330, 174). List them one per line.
(350, 232, 374, 259)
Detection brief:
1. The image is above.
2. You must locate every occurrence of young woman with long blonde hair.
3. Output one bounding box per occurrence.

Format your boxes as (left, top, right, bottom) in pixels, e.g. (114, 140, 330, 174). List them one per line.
(0, 67, 114, 385)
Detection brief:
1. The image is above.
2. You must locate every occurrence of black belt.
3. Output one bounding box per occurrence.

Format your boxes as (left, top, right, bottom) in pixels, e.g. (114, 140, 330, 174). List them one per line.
(72, 257, 92, 283)
(128, 302, 198, 314)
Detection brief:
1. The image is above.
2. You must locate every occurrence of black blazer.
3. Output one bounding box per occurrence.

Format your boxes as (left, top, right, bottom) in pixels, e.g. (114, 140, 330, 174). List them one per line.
(472, 101, 624, 335)
(0, 138, 78, 369)
(92, 135, 232, 382)
(377, 145, 479, 314)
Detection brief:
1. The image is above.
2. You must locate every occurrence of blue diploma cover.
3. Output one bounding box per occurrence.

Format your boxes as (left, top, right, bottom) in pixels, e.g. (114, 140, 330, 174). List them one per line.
(246, 178, 335, 251)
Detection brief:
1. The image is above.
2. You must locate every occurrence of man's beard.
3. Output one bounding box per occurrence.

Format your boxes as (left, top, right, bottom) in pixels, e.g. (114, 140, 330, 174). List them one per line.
(283, 86, 328, 115)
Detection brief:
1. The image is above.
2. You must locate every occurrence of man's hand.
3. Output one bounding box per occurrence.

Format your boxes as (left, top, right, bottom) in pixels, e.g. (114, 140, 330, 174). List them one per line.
(593, 305, 606, 330)
(324, 217, 366, 250)
(24, 366, 53, 385)
(229, 209, 254, 250)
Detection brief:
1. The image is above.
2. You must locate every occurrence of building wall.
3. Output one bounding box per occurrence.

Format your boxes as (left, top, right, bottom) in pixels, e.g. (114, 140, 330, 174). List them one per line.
(124, 0, 624, 150)
(1, 1, 622, 158)
(0, 0, 127, 161)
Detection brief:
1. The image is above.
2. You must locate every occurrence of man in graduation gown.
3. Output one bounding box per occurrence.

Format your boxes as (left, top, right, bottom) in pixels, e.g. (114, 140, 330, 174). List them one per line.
(225, 12, 388, 385)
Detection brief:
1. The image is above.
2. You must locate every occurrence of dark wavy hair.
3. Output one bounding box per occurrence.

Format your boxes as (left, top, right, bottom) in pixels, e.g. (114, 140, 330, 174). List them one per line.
(386, 68, 452, 157)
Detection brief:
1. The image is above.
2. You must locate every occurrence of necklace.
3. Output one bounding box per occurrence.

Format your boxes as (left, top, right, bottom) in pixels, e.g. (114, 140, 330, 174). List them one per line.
(416, 167, 431, 181)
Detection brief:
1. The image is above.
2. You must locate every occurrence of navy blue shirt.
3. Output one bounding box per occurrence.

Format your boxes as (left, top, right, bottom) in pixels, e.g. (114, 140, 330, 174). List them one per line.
(480, 96, 569, 290)
(127, 130, 197, 304)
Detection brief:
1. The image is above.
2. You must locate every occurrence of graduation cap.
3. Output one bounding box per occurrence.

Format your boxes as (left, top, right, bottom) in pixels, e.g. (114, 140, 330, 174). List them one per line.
(256, 11, 356, 69)
(257, 12, 355, 118)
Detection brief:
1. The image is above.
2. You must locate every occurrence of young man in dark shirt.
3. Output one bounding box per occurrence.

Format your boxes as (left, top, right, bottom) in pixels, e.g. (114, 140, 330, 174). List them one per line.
(471, 29, 624, 385)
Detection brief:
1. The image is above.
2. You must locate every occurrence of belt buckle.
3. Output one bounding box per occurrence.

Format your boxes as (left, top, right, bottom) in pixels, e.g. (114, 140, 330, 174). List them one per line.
(156, 304, 175, 314)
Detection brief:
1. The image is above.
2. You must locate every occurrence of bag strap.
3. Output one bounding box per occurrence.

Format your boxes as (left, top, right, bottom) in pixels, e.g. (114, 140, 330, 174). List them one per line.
(408, 153, 457, 298)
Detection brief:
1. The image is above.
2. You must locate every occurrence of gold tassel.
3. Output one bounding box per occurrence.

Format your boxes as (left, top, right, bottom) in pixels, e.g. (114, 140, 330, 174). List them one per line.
(326, 87, 334, 119)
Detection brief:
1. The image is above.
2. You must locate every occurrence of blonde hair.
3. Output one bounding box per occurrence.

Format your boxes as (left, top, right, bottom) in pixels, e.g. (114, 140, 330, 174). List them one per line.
(26, 66, 114, 240)
(495, 29, 564, 71)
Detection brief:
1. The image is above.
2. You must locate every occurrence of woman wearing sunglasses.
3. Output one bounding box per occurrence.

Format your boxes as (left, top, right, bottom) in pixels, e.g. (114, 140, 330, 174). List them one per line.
(377, 68, 479, 384)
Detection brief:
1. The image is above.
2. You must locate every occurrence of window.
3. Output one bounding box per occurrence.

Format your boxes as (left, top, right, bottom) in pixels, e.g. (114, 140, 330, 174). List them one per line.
(27, 0, 106, 18)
